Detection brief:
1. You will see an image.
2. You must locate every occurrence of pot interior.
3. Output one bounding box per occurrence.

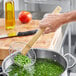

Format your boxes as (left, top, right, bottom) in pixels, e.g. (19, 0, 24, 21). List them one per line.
(2, 48, 67, 74)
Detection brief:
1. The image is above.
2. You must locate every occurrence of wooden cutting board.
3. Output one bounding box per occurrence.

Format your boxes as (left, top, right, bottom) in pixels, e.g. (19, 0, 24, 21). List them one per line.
(0, 18, 55, 61)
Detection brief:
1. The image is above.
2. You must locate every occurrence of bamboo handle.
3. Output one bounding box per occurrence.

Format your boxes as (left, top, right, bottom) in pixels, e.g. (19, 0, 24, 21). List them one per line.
(21, 6, 62, 55)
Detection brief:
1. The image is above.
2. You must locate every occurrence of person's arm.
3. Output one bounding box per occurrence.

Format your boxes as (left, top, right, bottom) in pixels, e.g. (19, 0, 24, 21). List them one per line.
(39, 11, 76, 34)
(63, 11, 76, 22)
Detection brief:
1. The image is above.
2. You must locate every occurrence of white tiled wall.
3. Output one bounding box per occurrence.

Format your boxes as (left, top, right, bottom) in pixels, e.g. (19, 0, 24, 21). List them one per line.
(0, 0, 3, 15)
(4, 0, 71, 12)
(23, 0, 70, 12)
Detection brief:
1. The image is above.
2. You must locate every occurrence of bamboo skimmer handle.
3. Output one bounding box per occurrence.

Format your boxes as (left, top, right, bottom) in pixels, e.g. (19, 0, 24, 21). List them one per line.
(21, 6, 62, 55)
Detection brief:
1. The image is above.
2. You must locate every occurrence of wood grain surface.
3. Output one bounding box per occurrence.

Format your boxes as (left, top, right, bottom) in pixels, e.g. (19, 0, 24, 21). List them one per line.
(0, 18, 55, 61)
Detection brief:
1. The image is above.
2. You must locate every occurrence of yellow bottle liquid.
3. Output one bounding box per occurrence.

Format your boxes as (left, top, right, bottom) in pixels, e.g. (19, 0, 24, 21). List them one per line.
(5, 0, 15, 30)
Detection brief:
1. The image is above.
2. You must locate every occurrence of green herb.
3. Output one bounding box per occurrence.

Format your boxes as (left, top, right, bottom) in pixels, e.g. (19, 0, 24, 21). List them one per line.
(33, 59, 64, 76)
(14, 54, 31, 67)
(7, 64, 31, 76)
(8, 58, 64, 76)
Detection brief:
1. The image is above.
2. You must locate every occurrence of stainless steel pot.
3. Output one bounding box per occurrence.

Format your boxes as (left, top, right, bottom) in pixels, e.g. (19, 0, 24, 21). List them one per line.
(2, 48, 76, 76)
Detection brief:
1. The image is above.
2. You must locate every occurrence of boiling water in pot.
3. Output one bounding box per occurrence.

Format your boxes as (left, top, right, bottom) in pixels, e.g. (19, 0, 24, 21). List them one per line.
(6, 58, 64, 76)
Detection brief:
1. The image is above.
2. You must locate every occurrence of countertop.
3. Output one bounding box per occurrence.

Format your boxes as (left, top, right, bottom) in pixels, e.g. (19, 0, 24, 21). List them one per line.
(0, 18, 55, 62)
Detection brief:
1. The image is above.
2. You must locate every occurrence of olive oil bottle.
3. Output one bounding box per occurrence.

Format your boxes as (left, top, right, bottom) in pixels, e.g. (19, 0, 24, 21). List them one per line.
(5, 0, 15, 30)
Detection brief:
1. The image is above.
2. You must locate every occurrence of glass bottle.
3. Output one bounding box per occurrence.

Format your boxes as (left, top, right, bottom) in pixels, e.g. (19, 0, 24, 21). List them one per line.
(5, 0, 15, 30)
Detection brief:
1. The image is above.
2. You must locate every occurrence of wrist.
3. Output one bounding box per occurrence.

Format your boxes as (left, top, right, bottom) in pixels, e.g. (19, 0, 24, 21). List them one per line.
(62, 11, 76, 24)
(61, 13, 71, 24)
(68, 11, 76, 22)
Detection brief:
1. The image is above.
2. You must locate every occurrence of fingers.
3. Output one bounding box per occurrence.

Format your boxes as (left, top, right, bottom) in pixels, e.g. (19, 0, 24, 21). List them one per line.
(39, 17, 51, 29)
(39, 13, 62, 34)
(39, 15, 52, 34)
(44, 27, 52, 34)
(39, 14, 56, 29)
(39, 22, 50, 29)
(44, 13, 60, 18)
(43, 13, 50, 18)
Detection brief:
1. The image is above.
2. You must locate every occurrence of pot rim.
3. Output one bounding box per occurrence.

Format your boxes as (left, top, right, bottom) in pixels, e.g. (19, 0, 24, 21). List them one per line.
(2, 48, 68, 76)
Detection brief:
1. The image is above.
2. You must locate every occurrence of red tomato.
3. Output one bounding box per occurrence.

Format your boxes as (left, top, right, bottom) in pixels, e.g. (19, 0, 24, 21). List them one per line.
(19, 11, 32, 23)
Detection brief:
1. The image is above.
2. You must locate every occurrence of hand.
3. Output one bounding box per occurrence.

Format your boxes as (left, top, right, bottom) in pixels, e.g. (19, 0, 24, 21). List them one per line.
(39, 13, 64, 34)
